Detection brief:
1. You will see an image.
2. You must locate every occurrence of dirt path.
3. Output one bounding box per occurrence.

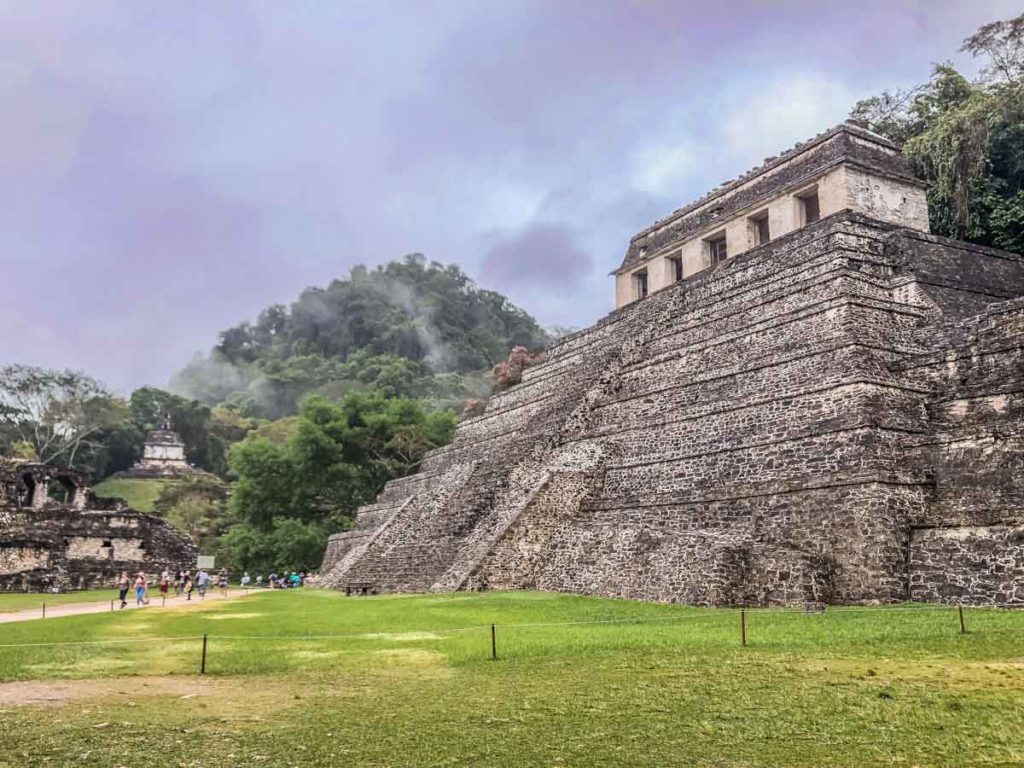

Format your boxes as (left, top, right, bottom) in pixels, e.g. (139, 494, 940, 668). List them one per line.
(0, 675, 227, 707)
(0, 589, 253, 624)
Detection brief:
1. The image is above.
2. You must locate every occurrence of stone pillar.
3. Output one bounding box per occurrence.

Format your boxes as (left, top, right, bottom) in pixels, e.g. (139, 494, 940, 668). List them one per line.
(70, 483, 89, 510)
(28, 472, 47, 509)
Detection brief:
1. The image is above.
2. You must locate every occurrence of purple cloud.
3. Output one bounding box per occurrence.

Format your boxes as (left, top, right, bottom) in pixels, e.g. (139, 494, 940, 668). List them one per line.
(481, 224, 591, 291)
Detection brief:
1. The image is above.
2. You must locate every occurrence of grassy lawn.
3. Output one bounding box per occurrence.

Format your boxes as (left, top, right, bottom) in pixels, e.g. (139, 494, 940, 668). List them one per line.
(0, 590, 1020, 767)
(91, 477, 169, 511)
(0, 589, 117, 613)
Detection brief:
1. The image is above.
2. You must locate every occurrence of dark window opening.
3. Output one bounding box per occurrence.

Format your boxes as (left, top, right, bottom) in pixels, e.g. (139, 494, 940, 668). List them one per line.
(708, 235, 728, 266)
(668, 255, 683, 282)
(634, 270, 648, 300)
(20, 474, 36, 508)
(101, 540, 112, 547)
(799, 191, 820, 225)
(752, 213, 770, 245)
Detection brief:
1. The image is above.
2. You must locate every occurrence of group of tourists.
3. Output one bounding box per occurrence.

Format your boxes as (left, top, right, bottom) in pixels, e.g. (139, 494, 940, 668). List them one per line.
(115, 567, 314, 608)
(115, 567, 232, 608)
(233, 570, 313, 589)
(269, 570, 308, 588)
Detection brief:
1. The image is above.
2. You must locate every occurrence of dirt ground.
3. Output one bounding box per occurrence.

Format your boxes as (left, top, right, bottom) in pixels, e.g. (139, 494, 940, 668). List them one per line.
(0, 675, 225, 708)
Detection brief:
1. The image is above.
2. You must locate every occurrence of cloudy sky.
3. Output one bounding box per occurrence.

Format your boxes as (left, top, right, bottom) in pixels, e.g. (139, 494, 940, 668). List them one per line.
(1, 0, 1017, 393)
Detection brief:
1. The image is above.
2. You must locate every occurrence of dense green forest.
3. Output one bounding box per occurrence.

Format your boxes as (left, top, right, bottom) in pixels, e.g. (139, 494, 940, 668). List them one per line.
(171, 255, 549, 420)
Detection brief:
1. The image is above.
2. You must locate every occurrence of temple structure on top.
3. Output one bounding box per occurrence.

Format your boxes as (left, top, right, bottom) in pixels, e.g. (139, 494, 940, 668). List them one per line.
(122, 416, 194, 478)
(320, 121, 1024, 607)
(614, 121, 929, 307)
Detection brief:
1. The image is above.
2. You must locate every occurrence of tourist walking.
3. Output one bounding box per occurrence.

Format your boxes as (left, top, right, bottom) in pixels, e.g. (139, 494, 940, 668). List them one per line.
(197, 569, 209, 598)
(184, 571, 194, 600)
(240, 572, 251, 590)
(117, 571, 130, 609)
(134, 572, 147, 606)
(218, 568, 228, 596)
(159, 571, 170, 601)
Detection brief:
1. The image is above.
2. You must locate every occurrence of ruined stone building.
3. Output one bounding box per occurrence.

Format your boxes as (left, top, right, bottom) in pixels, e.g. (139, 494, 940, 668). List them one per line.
(320, 121, 1024, 606)
(0, 461, 196, 591)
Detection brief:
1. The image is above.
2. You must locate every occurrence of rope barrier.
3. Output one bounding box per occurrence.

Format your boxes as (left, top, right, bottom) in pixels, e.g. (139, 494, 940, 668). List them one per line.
(0, 635, 204, 649)
(0, 602, 1017, 650)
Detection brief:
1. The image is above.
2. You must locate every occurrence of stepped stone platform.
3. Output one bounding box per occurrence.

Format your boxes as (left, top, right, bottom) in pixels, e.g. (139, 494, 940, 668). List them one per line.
(320, 123, 1024, 606)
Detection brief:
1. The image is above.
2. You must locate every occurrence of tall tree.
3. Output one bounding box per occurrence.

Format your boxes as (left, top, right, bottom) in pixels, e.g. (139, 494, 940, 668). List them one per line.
(154, 475, 229, 552)
(851, 12, 1024, 251)
(0, 365, 130, 469)
(218, 391, 456, 573)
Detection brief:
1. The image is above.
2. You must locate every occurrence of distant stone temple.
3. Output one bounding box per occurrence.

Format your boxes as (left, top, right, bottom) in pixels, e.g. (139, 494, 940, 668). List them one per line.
(0, 460, 196, 591)
(123, 416, 194, 478)
(320, 121, 1024, 606)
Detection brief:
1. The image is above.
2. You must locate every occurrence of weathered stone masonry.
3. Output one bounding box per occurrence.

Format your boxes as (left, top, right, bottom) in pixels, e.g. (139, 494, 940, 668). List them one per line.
(321, 122, 1024, 606)
(0, 461, 196, 591)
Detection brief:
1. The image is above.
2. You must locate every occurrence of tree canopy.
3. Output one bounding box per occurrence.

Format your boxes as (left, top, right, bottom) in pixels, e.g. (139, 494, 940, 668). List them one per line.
(171, 255, 549, 419)
(851, 12, 1024, 252)
(0, 364, 129, 470)
(219, 391, 456, 573)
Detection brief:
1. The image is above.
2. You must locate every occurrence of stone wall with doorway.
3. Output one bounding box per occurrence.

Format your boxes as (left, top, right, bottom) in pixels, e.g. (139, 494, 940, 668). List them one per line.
(0, 461, 197, 592)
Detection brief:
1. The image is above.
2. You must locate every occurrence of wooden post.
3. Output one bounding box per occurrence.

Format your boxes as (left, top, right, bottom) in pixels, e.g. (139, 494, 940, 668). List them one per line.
(491, 623, 497, 660)
(740, 609, 747, 647)
(162, 595, 166, 608)
(110, 599, 114, 612)
(41, 603, 46, 619)
(959, 604, 966, 634)
(200, 634, 208, 675)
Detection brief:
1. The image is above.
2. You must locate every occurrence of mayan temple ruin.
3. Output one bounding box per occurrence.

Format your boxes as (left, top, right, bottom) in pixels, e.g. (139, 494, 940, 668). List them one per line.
(120, 416, 196, 479)
(320, 121, 1024, 606)
(0, 461, 196, 592)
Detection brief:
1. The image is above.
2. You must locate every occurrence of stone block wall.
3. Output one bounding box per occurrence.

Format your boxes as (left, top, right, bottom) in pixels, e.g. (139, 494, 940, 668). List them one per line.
(321, 211, 1024, 606)
(910, 525, 1024, 604)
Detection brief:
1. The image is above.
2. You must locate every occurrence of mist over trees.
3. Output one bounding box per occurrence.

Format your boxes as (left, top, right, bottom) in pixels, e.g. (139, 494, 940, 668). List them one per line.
(851, 12, 1024, 252)
(171, 255, 550, 420)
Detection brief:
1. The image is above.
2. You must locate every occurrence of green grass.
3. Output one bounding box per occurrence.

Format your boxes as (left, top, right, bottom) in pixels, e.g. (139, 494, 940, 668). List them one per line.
(91, 477, 169, 511)
(0, 589, 116, 613)
(0, 591, 1021, 767)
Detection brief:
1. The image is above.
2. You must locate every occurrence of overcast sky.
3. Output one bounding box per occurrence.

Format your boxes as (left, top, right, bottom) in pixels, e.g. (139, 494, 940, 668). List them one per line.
(1, 0, 1018, 393)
